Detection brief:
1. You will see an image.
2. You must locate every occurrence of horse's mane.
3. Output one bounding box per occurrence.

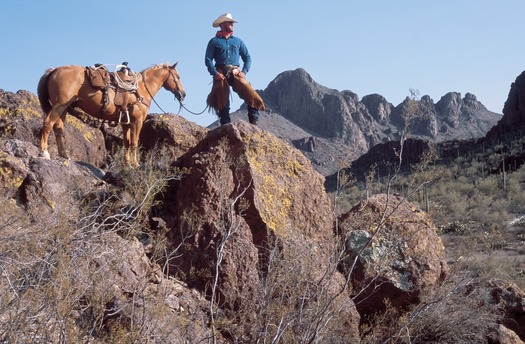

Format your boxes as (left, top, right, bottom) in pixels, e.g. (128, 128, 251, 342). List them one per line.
(142, 63, 171, 73)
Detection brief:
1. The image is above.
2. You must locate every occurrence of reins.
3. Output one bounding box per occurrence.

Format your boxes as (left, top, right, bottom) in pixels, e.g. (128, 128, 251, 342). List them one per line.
(142, 68, 208, 116)
(178, 102, 209, 116)
(142, 70, 172, 115)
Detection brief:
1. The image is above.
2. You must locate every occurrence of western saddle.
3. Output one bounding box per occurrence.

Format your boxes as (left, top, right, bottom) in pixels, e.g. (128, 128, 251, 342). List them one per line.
(86, 62, 140, 124)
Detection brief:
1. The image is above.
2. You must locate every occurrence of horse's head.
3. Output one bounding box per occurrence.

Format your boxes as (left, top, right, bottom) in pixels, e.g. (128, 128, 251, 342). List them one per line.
(164, 62, 186, 102)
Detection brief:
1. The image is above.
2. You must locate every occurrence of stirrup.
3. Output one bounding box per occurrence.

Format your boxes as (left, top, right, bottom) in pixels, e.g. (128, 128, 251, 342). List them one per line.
(119, 110, 130, 124)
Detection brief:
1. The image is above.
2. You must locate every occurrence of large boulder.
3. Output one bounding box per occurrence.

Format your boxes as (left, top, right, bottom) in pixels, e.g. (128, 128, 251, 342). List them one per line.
(0, 89, 107, 166)
(338, 193, 449, 317)
(164, 120, 360, 341)
(0, 139, 105, 225)
(139, 113, 208, 161)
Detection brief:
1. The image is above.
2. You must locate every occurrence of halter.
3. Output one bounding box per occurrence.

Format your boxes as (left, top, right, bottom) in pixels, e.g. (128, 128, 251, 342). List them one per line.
(144, 67, 208, 116)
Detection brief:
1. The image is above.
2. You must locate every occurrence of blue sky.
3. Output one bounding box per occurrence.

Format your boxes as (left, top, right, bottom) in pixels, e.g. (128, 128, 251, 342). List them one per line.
(1, 1, 523, 127)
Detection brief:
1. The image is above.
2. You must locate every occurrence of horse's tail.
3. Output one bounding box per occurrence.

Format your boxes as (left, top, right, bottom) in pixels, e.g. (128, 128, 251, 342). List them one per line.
(37, 68, 56, 114)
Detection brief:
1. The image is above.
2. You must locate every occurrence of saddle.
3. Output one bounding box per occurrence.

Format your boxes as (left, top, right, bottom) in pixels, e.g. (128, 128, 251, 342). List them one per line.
(86, 63, 140, 123)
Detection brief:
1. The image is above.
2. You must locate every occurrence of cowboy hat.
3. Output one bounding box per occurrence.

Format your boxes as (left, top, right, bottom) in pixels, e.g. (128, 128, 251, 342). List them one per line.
(212, 13, 238, 28)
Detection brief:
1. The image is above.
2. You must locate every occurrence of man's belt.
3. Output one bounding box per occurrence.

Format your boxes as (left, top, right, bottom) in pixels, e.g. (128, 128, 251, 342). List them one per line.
(217, 64, 239, 76)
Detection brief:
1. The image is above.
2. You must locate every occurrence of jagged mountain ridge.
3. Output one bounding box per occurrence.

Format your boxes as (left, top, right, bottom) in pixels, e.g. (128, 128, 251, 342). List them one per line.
(325, 69, 525, 192)
(217, 68, 501, 176)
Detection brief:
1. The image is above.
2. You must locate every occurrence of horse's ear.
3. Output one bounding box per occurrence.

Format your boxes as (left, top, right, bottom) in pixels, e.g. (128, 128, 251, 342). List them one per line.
(171, 62, 178, 69)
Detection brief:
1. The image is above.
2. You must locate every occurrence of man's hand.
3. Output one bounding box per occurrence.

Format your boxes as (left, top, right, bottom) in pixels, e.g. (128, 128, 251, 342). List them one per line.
(214, 73, 226, 81)
(233, 68, 245, 78)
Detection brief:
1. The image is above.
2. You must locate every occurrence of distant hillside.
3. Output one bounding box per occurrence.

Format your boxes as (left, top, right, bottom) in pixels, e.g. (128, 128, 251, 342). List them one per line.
(487, 69, 525, 140)
(325, 68, 525, 192)
(211, 68, 501, 176)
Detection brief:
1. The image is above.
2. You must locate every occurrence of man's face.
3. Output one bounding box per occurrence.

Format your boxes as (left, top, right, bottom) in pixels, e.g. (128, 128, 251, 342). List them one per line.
(220, 21, 234, 32)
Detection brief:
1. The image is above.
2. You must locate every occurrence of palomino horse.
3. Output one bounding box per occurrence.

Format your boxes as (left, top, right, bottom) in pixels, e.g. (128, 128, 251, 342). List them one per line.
(37, 63, 185, 167)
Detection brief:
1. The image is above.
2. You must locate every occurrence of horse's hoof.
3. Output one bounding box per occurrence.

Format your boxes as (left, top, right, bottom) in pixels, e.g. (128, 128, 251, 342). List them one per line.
(40, 151, 51, 159)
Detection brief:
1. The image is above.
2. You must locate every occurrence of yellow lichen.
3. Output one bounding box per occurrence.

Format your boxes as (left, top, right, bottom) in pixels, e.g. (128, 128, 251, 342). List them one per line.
(243, 132, 307, 236)
(44, 196, 56, 210)
(0, 166, 24, 189)
(66, 116, 85, 131)
(65, 116, 97, 142)
(0, 153, 24, 189)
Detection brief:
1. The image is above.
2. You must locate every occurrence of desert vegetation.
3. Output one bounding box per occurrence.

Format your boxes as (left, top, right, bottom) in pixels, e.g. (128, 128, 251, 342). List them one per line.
(2, 87, 525, 343)
(336, 132, 525, 287)
(2, 139, 519, 343)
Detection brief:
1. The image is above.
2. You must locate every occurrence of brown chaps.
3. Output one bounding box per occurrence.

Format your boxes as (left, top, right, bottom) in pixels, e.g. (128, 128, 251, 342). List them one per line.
(207, 74, 265, 113)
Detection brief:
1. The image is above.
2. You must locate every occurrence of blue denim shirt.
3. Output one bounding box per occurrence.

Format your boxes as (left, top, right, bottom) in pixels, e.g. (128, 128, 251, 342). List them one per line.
(205, 35, 252, 76)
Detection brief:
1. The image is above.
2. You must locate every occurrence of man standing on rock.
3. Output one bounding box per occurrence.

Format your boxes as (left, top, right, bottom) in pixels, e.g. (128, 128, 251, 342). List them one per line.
(205, 13, 265, 126)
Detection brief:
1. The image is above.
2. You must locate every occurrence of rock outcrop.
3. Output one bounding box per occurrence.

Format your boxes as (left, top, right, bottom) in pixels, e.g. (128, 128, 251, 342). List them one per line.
(0, 139, 214, 343)
(139, 113, 208, 161)
(465, 279, 525, 341)
(2, 99, 520, 341)
(487, 70, 525, 140)
(164, 120, 360, 341)
(0, 64, 520, 341)
(0, 89, 107, 166)
(337, 194, 450, 317)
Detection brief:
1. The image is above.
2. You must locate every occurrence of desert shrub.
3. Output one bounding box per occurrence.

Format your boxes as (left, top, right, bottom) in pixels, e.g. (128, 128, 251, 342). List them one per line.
(477, 176, 500, 195)
(437, 220, 470, 235)
(0, 146, 188, 343)
(361, 278, 501, 344)
(457, 255, 517, 282)
(432, 189, 468, 223)
(219, 239, 358, 344)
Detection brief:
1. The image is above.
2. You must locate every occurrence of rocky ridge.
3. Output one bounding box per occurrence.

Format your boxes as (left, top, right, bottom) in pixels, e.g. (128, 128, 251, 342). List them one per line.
(216, 68, 501, 176)
(487, 69, 525, 139)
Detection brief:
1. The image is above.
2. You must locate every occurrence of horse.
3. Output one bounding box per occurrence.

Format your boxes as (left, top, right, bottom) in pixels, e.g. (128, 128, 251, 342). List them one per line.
(37, 63, 185, 167)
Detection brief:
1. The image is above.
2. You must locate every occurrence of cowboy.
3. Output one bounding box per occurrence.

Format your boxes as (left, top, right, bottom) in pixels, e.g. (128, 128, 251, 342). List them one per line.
(205, 13, 265, 126)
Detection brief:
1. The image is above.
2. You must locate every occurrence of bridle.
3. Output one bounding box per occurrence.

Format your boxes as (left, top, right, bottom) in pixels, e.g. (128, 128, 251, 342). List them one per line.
(143, 67, 209, 116)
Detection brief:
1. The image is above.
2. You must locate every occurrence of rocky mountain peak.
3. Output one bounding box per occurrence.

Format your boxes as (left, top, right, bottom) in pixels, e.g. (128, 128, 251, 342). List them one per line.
(487, 70, 525, 139)
(224, 69, 502, 176)
(361, 93, 392, 123)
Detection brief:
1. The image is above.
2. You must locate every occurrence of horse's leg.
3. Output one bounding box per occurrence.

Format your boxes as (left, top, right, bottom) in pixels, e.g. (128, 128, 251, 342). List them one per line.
(40, 104, 69, 159)
(53, 113, 70, 159)
(121, 124, 132, 166)
(130, 119, 144, 168)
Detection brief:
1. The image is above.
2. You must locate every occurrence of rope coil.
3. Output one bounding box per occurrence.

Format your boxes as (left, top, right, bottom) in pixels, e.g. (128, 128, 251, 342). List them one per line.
(113, 64, 139, 91)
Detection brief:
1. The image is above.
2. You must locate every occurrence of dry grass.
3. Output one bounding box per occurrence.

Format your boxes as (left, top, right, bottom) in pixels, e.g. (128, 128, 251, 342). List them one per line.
(0, 147, 191, 343)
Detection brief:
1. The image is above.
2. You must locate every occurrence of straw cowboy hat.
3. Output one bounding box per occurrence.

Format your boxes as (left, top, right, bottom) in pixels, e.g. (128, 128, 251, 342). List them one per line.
(212, 13, 239, 27)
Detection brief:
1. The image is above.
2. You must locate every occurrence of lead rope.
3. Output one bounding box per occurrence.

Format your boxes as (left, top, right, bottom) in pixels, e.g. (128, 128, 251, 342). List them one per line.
(143, 80, 171, 115)
(145, 83, 209, 116)
(178, 101, 209, 116)
(143, 69, 210, 116)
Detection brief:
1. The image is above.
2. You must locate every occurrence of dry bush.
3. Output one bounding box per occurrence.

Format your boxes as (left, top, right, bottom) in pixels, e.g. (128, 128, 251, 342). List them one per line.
(210, 237, 358, 344)
(0, 146, 189, 343)
(0, 201, 75, 342)
(359, 275, 501, 344)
